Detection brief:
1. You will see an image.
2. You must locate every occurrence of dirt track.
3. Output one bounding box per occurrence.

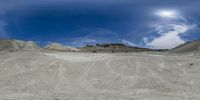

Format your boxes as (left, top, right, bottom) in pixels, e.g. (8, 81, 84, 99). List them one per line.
(0, 51, 200, 100)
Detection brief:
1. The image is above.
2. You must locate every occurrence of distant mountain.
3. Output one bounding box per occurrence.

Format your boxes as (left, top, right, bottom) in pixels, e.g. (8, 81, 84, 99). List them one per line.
(45, 43, 80, 52)
(169, 39, 200, 53)
(79, 43, 155, 53)
(0, 39, 41, 51)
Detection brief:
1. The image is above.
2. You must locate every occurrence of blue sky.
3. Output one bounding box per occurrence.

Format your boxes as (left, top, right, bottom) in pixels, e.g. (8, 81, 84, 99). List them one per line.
(0, 0, 200, 49)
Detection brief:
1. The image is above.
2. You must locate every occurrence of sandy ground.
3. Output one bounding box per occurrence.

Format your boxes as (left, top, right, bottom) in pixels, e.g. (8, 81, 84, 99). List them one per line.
(0, 51, 200, 100)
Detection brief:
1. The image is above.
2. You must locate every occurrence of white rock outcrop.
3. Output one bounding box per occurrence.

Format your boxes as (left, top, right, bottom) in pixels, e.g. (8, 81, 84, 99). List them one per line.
(0, 39, 41, 51)
(45, 43, 80, 52)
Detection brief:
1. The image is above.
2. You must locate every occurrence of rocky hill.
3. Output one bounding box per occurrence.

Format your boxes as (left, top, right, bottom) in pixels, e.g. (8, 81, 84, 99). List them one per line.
(169, 39, 200, 53)
(0, 39, 41, 51)
(45, 43, 80, 52)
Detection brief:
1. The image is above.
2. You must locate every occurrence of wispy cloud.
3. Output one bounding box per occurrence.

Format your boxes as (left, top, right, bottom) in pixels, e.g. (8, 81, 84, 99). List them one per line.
(67, 28, 120, 47)
(71, 38, 97, 47)
(121, 39, 137, 46)
(0, 21, 9, 39)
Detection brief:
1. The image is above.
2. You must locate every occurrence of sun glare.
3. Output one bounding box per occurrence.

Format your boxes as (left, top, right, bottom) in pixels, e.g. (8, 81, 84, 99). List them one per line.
(156, 10, 177, 18)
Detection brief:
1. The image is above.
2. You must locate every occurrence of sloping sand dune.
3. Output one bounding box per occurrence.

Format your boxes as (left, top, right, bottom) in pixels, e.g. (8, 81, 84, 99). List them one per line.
(0, 51, 200, 100)
(169, 40, 200, 53)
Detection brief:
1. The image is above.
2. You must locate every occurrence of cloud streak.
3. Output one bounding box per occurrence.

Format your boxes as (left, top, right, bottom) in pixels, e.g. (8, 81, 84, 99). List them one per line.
(121, 39, 137, 46)
(0, 21, 9, 39)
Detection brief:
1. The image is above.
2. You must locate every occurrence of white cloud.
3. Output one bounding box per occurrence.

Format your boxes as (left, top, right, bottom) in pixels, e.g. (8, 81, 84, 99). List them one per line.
(122, 39, 137, 46)
(143, 9, 195, 49)
(146, 24, 193, 49)
(142, 37, 149, 44)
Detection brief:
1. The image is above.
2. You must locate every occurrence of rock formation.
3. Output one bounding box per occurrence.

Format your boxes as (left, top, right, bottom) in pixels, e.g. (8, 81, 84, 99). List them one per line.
(0, 39, 41, 51)
(45, 43, 80, 52)
(0, 40, 20, 52)
(23, 41, 40, 50)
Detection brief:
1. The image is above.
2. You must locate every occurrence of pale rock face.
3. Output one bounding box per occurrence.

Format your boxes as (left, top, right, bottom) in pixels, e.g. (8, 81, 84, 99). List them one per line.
(14, 40, 25, 48)
(45, 43, 80, 52)
(23, 41, 40, 50)
(0, 40, 20, 51)
(0, 40, 41, 51)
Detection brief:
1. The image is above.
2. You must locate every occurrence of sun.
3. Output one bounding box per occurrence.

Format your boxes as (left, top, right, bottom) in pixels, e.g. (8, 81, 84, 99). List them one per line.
(159, 11, 174, 17)
(156, 10, 177, 18)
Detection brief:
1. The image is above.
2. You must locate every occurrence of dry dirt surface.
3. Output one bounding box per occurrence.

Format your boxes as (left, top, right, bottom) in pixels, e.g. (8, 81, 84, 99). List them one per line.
(0, 51, 200, 100)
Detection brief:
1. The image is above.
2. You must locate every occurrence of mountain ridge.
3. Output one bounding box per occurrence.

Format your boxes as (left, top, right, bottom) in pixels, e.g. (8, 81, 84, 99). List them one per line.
(1, 39, 200, 53)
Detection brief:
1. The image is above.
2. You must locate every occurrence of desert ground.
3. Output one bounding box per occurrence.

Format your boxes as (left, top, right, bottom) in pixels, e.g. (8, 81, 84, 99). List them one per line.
(0, 51, 200, 100)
